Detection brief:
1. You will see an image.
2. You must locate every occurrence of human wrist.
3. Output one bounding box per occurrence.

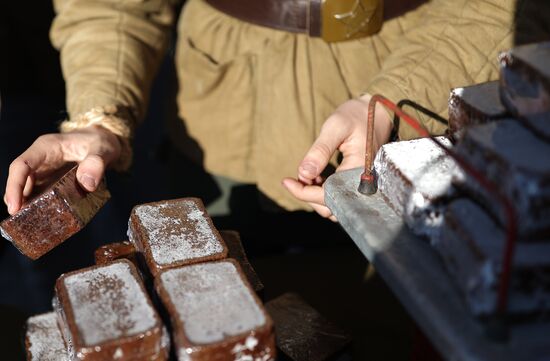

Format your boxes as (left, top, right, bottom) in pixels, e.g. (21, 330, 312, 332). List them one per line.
(59, 105, 134, 171)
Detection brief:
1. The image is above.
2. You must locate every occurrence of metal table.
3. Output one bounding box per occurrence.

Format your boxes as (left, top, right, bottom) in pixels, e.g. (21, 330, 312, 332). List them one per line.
(325, 167, 550, 361)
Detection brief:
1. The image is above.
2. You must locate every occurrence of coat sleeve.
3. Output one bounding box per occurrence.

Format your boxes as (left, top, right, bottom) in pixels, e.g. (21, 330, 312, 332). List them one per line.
(365, 0, 517, 140)
(50, 0, 177, 169)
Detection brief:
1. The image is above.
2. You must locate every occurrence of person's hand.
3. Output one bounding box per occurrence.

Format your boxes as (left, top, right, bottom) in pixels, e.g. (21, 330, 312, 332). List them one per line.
(4, 125, 122, 215)
(282, 93, 393, 221)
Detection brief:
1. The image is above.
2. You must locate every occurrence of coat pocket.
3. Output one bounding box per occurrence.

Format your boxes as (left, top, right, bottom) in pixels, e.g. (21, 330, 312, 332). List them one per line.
(176, 35, 257, 180)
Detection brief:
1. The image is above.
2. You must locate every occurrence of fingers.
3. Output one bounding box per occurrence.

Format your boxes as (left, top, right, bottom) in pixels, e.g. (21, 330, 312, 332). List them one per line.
(309, 202, 337, 222)
(4, 128, 121, 215)
(282, 178, 324, 205)
(282, 178, 337, 221)
(336, 147, 365, 173)
(4, 134, 65, 214)
(76, 154, 105, 192)
(5, 139, 50, 214)
(5, 156, 39, 215)
(298, 116, 351, 183)
(23, 174, 35, 198)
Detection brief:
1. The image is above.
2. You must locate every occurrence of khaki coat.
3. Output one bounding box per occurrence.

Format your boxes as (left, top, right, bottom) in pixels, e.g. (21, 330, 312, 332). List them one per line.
(51, 0, 541, 210)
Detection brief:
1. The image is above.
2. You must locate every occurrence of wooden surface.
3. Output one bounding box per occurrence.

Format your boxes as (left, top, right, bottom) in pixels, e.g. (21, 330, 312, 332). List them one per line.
(324, 167, 550, 361)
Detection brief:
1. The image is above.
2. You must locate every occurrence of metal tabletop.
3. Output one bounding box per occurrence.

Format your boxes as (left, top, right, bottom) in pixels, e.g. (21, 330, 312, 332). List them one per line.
(324, 167, 550, 361)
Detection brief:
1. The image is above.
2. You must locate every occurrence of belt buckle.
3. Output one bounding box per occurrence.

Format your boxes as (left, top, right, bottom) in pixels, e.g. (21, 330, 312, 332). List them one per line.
(321, 0, 383, 42)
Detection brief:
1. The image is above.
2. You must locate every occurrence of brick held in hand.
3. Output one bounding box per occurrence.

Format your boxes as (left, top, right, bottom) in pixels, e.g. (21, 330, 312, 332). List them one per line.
(25, 312, 69, 361)
(0, 165, 110, 260)
(265, 293, 351, 361)
(499, 42, 550, 139)
(448, 81, 507, 138)
(155, 259, 276, 361)
(220, 230, 264, 294)
(53, 260, 166, 361)
(128, 198, 228, 276)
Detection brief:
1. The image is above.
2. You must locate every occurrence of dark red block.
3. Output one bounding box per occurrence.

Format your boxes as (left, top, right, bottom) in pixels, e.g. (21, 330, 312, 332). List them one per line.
(265, 293, 351, 361)
(0, 165, 110, 260)
(94, 240, 138, 266)
(128, 198, 227, 276)
(155, 259, 275, 361)
(220, 230, 264, 295)
(54, 260, 166, 361)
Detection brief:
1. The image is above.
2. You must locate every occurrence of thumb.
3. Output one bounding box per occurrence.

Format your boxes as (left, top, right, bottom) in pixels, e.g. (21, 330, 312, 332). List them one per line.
(76, 154, 105, 192)
(298, 117, 349, 183)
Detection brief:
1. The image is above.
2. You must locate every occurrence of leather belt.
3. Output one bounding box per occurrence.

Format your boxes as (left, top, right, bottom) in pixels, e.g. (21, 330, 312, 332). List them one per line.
(205, 0, 385, 43)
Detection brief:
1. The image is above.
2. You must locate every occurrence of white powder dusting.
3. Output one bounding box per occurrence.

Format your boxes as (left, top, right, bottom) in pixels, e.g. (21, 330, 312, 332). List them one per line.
(452, 87, 464, 97)
(375, 137, 458, 237)
(113, 347, 123, 359)
(160, 261, 266, 345)
(233, 347, 274, 361)
(374, 137, 459, 215)
(178, 347, 193, 361)
(63, 262, 158, 346)
(0, 225, 13, 243)
(376, 137, 455, 198)
(26, 312, 69, 361)
(134, 200, 224, 265)
(232, 336, 259, 354)
(161, 326, 171, 350)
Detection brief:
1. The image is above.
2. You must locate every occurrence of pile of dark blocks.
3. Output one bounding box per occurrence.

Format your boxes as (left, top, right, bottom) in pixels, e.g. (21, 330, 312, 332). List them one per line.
(23, 197, 350, 361)
(373, 41, 550, 319)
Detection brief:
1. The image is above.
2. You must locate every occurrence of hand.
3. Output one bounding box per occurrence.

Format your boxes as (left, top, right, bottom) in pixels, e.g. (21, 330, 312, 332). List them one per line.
(4, 125, 121, 215)
(282, 93, 393, 221)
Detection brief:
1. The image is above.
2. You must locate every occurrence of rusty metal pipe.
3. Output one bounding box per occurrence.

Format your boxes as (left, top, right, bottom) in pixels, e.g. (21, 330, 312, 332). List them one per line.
(359, 94, 430, 194)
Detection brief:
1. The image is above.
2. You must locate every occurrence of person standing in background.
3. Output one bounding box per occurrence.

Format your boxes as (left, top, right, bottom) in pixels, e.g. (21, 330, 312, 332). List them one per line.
(3, 0, 534, 219)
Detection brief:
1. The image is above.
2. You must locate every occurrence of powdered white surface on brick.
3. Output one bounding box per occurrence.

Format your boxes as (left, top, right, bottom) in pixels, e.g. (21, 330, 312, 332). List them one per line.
(134, 199, 224, 265)
(374, 137, 459, 237)
(376, 137, 455, 197)
(63, 262, 157, 345)
(26, 312, 69, 361)
(161, 261, 265, 344)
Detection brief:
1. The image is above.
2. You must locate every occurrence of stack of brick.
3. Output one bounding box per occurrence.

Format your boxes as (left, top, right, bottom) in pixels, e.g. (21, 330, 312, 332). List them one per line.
(373, 41, 550, 317)
(24, 197, 277, 361)
(127, 198, 275, 361)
